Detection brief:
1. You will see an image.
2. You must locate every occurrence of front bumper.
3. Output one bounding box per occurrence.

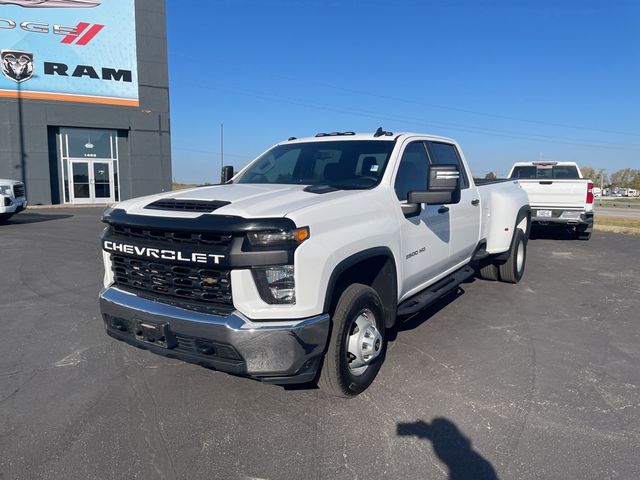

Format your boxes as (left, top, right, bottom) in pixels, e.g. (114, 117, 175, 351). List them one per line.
(1, 197, 27, 214)
(99, 287, 330, 384)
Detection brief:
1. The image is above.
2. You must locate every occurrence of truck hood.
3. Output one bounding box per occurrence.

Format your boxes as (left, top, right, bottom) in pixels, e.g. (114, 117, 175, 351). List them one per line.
(115, 183, 363, 219)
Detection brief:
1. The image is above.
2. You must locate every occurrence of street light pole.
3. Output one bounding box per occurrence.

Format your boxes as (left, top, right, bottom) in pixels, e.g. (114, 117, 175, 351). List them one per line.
(220, 123, 224, 183)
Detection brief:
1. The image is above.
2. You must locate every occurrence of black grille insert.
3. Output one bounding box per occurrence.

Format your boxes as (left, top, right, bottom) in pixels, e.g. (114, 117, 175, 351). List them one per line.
(111, 254, 232, 307)
(145, 198, 230, 212)
(110, 225, 233, 246)
(13, 184, 25, 198)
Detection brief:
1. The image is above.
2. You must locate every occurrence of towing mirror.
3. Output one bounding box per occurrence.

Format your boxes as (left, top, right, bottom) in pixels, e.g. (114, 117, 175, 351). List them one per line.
(221, 165, 234, 184)
(429, 164, 460, 192)
(407, 165, 461, 206)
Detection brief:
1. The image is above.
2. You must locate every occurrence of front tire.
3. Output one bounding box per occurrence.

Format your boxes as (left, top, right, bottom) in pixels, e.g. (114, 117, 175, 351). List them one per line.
(0, 213, 13, 223)
(318, 284, 386, 398)
(499, 229, 527, 284)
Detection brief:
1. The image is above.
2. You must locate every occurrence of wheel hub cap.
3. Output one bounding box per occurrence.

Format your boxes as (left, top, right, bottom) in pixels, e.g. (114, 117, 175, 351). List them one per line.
(347, 310, 383, 376)
(516, 239, 525, 272)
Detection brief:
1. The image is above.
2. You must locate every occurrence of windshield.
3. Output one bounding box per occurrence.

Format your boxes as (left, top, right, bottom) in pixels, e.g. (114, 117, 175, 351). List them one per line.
(235, 140, 395, 189)
(510, 165, 580, 180)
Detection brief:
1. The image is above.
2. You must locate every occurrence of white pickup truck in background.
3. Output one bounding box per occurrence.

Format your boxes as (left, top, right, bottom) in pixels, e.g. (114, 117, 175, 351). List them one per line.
(508, 161, 594, 240)
(100, 130, 530, 397)
(0, 179, 27, 222)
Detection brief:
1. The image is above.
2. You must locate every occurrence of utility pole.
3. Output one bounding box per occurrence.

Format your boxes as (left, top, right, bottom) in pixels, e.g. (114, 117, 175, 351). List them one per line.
(220, 123, 224, 184)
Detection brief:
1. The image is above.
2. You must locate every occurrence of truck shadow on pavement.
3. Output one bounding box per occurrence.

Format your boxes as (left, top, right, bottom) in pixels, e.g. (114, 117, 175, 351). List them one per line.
(529, 226, 577, 241)
(393, 286, 468, 338)
(2, 212, 73, 225)
(397, 418, 499, 480)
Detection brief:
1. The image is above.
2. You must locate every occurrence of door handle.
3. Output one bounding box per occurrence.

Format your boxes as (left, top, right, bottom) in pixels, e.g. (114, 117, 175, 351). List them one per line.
(438, 206, 449, 214)
(471, 199, 480, 206)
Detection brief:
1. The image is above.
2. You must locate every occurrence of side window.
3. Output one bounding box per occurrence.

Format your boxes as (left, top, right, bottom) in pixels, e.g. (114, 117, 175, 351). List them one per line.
(394, 142, 429, 201)
(426, 142, 469, 189)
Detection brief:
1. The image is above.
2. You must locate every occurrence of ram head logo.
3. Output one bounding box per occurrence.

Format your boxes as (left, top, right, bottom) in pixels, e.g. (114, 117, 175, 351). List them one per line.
(0, 0, 101, 7)
(1, 50, 34, 83)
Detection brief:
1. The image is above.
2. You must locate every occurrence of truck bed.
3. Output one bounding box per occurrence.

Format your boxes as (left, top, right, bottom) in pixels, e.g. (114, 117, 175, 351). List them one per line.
(473, 178, 513, 186)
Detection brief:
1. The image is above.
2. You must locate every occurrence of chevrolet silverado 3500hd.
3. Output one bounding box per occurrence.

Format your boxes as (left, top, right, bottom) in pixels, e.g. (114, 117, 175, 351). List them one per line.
(99, 130, 530, 397)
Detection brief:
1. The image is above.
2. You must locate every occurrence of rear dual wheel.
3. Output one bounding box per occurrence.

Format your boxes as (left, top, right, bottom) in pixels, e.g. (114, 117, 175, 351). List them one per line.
(478, 229, 527, 284)
(318, 284, 386, 398)
(575, 226, 592, 241)
(478, 262, 500, 281)
(498, 229, 527, 283)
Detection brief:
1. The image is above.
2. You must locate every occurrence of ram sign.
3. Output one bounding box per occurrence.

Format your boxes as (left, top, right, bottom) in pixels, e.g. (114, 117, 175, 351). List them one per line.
(0, 0, 139, 106)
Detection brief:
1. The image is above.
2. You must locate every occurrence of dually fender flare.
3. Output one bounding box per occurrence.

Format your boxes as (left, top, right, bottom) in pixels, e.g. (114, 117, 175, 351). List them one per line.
(496, 204, 531, 262)
(322, 247, 398, 327)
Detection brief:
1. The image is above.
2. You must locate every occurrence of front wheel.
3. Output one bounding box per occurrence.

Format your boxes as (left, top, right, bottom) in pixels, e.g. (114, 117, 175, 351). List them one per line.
(318, 284, 386, 398)
(499, 229, 527, 284)
(0, 213, 13, 223)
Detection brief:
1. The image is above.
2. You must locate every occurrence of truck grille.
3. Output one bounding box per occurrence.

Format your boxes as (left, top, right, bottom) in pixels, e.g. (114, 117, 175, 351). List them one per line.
(111, 254, 232, 308)
(110, 225, 233, 246)
(13, 184, 25, 198)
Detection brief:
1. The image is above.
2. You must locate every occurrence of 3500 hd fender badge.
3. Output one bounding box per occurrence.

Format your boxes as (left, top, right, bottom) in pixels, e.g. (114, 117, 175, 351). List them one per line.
(103, 241, 225, 265)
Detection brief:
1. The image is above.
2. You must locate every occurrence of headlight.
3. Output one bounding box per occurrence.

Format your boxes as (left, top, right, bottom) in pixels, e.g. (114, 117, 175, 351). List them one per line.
(0, 185, 11, 195)
(247, 227, 310, 247)
(252, 265, 295, 304)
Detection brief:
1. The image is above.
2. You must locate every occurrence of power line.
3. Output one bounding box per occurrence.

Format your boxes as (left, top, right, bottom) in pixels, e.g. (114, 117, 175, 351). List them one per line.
(168, 50, 640, 139)
(184, 81, 640, 152)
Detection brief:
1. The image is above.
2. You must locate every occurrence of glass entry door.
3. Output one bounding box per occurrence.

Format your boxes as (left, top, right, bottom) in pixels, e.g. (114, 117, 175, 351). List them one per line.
(70, 160, 115, 204)
(59, 128, 120, 205)
(93, 162, 113, 201)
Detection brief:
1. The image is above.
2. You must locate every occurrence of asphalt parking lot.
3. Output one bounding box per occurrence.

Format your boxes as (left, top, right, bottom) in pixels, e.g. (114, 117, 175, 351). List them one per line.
(1, 208, 639, 480)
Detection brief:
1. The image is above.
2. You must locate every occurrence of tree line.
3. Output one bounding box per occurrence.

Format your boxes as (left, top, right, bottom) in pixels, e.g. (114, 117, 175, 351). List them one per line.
(580, 167, 640, 189)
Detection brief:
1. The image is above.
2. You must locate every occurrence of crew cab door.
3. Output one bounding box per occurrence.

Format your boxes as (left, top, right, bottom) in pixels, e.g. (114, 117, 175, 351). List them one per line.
(394, 141, 452, 297)
(425, 141, 481, 265)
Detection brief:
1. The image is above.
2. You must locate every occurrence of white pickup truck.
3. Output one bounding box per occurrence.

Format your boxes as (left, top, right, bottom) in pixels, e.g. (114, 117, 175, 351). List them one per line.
(0, 179, 27, 222)
(99, 130, 530, 397)
(508, 161, 594, 240)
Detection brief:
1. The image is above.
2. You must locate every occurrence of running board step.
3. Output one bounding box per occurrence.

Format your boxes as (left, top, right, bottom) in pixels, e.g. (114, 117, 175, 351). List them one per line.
(397, 265, 476, 317)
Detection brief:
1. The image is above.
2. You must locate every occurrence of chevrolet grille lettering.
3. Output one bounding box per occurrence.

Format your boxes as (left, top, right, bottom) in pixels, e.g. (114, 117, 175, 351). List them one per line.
(103, 241, 224, 265)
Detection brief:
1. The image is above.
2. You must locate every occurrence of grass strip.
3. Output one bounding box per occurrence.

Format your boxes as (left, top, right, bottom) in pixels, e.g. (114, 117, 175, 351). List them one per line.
(594, 215, 640, 235)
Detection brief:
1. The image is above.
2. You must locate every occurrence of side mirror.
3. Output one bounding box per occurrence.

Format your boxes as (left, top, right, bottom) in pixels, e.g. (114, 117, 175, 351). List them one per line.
(428, 164, 460, 192)
(407, 164, 461, 206)
(221, 165, 234, 184)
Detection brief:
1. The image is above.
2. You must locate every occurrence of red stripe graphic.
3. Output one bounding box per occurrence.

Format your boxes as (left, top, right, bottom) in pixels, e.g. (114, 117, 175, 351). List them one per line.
(61, 22, 90, 44)
(75, 24, 104, 46)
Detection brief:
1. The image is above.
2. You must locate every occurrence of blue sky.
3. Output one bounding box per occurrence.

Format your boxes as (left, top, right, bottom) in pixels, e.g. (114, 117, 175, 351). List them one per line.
(166, 0, 639, 183)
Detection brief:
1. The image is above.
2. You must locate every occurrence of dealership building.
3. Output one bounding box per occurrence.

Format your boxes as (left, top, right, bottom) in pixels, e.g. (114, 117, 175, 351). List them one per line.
(0, 0, 171, 205)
